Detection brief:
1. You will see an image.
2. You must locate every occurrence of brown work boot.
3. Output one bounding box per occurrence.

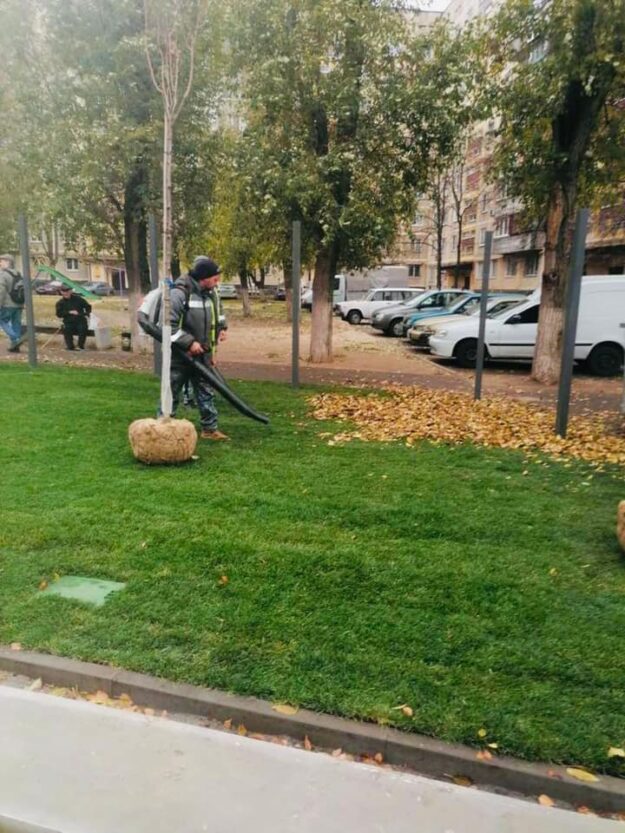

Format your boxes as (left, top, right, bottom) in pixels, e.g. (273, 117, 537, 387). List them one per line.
(200, 429, 230, 441)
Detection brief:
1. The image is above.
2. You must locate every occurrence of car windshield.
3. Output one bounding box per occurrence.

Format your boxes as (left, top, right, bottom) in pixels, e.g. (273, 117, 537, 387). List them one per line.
(488, 299, 526, 318)
(457, 298, 480, 315)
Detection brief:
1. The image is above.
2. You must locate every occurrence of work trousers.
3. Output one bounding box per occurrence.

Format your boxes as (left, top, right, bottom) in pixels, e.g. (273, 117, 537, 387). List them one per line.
(170, 357, 218, 431)
(63, 316, 88, 349)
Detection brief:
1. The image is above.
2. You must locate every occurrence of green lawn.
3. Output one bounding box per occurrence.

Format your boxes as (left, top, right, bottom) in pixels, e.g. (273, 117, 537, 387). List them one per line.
(1, 363, 624, 773)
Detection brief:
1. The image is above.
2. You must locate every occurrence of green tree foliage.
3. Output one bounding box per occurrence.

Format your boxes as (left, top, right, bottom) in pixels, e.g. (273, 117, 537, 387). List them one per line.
(230, 1, 482, 360)
(490, 0, 625, 383)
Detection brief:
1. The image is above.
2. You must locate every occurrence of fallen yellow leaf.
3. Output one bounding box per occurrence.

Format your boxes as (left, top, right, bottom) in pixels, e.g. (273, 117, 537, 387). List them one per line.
(608, 747, 625, 759)
(237, 724, 248, 736)
(10, 643, 22, 651)
(272, 704, 299, 716)
(476, 749, 493, 761)
(566, 768, 599, 783)
(401, 705, 414, 717)
(478, 728, 487, 738)
(487, 743, 499, 749)
(218, 575, 229, 586)
(373, 752, 384, 764)
(38, 580, 48, 591)
(538, 794, 555, 807)
(143, 707, 155, 717)
(223, 718, 233, 730)
(304, 735, 313, 751)
(452, 775, 474, 787)
(29, 678, 43, 691)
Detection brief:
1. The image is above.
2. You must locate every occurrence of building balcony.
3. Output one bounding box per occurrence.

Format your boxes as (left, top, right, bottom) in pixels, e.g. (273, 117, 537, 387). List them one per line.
(493, 231, 545, 255)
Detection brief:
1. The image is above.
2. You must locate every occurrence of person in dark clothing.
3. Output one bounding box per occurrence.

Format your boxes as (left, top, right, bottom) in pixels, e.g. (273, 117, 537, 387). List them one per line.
(55, 286, 92, 350)
(170, 256, 228, 440)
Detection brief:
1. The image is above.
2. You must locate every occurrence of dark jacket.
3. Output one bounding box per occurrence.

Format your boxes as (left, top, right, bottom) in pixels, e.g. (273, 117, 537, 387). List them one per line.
(170, 275, 225, 356)
(55, 293, 92, 322)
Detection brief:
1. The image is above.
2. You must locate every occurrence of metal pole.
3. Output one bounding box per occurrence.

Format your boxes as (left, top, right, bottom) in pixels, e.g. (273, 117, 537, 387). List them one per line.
(291, 221, 301, 389)
(17, 213, 37, 368)
(148, 213, 161, 377)
(555, 208, 589, 438)
(474, 230, 493, 400)
(621, 323, 625, 414)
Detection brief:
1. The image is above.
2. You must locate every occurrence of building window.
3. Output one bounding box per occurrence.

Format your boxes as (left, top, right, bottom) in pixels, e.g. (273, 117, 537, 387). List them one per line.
(495, 216, 510, 238)
(466, 171, 481, 191)
(478, 228, 487, 247)
(409, 264, 421, 278)
(461, 237, 475, 254)
(465, 201, 477, 223)
(524, 253, 539, 276)
(504, 256, 517, 277)
(411, 239, 422, 255)
(66, 258, 79, 271)
(480, 193, 489, 214)
(412, 212, 424, 226)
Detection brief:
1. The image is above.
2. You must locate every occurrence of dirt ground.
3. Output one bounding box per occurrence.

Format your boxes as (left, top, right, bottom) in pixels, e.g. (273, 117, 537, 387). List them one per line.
(3, 295, 624, 415)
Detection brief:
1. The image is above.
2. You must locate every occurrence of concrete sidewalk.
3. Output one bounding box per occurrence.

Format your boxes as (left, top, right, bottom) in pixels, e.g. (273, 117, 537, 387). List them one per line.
(0, 687, 620, 833)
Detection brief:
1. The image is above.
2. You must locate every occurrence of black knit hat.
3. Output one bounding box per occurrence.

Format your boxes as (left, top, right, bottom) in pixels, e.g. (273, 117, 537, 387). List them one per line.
(190, 256, 221, 280)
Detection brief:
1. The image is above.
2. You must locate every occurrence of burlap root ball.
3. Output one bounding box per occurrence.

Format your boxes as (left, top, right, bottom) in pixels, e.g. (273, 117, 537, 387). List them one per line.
(618, 501, 625, 553)
(128, 417, 197, 465)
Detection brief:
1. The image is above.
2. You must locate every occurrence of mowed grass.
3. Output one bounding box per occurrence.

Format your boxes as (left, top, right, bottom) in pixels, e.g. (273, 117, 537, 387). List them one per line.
(1, 363, 624, 772)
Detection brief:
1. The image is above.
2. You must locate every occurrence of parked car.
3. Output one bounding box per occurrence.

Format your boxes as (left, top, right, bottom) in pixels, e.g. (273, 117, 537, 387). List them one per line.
(35, 280, 64, 295)
(218, 283, 238, 299)
(32, 277, 55, 293)
(83, 281, 115, 296)
(273, 285, 286, 301)
(408, 295, 526, 348)
(371, 289, 468, 337)
(428, 275, 625, 376)
(335, 287, 425, 325)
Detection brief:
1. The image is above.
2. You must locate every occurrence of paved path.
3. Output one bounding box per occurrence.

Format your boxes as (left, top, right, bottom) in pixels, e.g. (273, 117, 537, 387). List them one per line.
(0, 687, 620, 833)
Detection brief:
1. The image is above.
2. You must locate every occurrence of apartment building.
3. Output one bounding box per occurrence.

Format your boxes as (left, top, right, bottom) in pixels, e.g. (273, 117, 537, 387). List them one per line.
(393, 0, 625, 291)
(11, 227, 127, 291)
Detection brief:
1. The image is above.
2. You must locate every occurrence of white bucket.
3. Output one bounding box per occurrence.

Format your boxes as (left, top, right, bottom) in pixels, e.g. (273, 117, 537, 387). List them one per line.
(93, 326, 113, 350)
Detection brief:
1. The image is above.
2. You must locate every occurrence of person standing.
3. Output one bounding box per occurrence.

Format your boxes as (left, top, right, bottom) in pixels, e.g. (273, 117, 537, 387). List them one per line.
(55, 286, 92, 351)
(170, 256, 228, 440)
(0, 254, 25, 353)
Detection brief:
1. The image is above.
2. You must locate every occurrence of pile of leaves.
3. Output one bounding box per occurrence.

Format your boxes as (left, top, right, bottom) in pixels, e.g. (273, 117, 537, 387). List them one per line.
(309, 387, 625, 467)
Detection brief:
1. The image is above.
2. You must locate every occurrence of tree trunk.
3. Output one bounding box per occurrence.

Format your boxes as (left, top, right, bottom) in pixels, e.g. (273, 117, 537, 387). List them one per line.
(124, 162, 150, 352)
(239, 270, 252, 317)
(455, 217, 463, 289)
(309, 245, 336, 363)
(160, 110, 174, 416)
(258, 267, 266, 289)
(532, 181, 575, 384)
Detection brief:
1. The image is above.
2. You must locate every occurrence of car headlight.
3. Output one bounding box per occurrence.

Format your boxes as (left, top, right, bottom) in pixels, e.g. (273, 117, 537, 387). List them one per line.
(436, 330, 447, 338)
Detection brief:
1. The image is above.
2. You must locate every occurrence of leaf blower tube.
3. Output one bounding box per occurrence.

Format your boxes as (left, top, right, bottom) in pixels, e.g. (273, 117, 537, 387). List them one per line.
(138, 312, 269, 425)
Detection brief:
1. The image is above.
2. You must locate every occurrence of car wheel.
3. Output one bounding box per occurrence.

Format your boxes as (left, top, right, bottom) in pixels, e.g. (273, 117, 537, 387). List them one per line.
(586, 343, 624, 377)
(346, 309, 362, 325)
(387, 318, 403, 338)
(454, 338, 479, 368)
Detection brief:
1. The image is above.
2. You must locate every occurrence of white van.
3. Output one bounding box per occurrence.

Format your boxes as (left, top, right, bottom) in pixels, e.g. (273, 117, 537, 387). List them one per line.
(301, 273, 423, 313)
(428, 275, 625, 376)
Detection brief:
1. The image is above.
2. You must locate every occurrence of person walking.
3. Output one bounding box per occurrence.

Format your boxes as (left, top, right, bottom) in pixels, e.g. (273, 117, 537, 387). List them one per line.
(55, 286, 92, 351)
(0, 254, 25, 353)
(169, 256, 228, 440)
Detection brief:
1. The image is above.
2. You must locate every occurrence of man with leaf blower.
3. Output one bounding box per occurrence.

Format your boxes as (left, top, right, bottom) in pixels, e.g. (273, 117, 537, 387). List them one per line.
(169, 256, 229, 441)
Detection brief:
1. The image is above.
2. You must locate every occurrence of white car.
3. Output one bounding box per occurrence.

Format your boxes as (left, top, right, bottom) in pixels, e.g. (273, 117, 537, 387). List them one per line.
(429, 275, 625, 376)
(408, 295, 526, 348)
(218, 284, 238, 299)
(335, 287, 424, 325)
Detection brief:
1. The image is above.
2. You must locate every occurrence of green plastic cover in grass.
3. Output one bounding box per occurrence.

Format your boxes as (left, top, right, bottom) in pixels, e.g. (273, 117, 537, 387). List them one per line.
(39, 576, 126, 607)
